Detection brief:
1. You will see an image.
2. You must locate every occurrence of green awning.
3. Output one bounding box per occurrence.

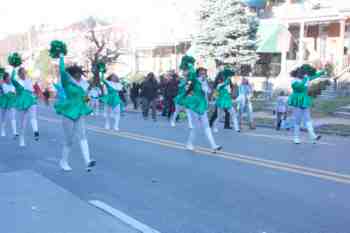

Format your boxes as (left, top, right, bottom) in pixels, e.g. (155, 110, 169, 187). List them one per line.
(257, 22, 290, 53)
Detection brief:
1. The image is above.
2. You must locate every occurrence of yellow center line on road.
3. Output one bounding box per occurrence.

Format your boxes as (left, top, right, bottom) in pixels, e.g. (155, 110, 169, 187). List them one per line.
(39, 116, 350, 185)
(243, 132, 335, 146)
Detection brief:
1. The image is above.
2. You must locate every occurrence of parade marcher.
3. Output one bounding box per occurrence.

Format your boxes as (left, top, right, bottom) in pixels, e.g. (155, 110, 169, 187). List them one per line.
(0, 69, 18, 138)
(164, 72, 178, 119)
(211, 69, 240, 133)
(88, 84, 101, 116)
(237, 77, 255, 130)
(99, 65, 123, 131)
(182, 55, 222, 153)
(50, 41, 96, 171)
(8, 53, 39, 147)
(288, 64, 326, 144)
(170, 70, 193, 128)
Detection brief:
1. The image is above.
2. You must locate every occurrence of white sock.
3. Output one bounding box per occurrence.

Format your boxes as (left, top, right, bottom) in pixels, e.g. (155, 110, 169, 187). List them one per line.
(60, 146, 72, 171)
(11, 120, 17, 135)
(80, 139, 91, 165)
(306, 121, 317, 140)
(1, 123, 5, 137)
(114, 112, 120, 130)
(187, 128, 195, 148)
(205, 127, 218, 149)
(294, 125, 301, 143)
(19, 135, 25, 147)
(31, 119, 38, 132)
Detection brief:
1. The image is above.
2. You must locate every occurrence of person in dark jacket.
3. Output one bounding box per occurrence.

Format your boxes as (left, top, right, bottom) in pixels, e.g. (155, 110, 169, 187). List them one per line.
(130, 82, 140, 110)
(140, 72, 159, 121)
(164, 72, 179, 119)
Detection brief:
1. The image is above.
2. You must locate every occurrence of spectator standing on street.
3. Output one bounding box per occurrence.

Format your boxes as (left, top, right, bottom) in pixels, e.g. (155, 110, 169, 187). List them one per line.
(140, 72, 159, 121)
(237, 77, 255, 130)
(164, 72, 179, 119)
(130, 82, 140, 110)
(274, 91, 288, 130)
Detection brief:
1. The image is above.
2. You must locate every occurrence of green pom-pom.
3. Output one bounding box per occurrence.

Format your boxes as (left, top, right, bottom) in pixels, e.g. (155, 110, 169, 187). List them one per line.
(97, 61, 106, 73)
(300, 64, 316, 77)
(179, 55, 195, 70)
(49, 40, 67, 58)
(8, 53, 22, 67)
(0, 67, 5, 79)
(221, 68, 235, 79)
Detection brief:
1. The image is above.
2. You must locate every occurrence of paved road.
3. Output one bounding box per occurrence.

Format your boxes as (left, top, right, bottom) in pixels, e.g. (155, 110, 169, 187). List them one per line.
(1, 105, 350, 233)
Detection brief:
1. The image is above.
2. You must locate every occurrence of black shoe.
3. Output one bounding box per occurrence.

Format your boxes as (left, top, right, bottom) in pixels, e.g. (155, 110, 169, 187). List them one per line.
(213, 146, 223, 153)
(13, 134, 19, 140)
(34, 132, 39, 141)
(224, 126, 233, 129)
(86, 160, 96, 172)
(316, 135, 322, 141)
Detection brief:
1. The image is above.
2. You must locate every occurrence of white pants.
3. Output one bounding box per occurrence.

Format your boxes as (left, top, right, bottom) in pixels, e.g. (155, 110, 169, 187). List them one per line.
(90, 98, 100, 116)
(18, 105, 38, 145)
(213, 107, 239, 131)
(61, 116, 92, 165)
(187, 110, 219, 149)
(171, 105, 193, 129)
(239, 101, 254, 123)
(292, 107, 317, 140)
(0, 108, 17, 136)
(105, 105, 121, 130)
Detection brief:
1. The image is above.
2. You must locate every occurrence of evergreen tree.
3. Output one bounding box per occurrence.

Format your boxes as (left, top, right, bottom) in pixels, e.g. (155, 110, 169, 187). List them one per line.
(195, 0, 259, 70)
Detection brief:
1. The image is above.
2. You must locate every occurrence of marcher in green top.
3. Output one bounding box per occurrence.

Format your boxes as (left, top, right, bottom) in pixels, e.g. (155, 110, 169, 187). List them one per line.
(100, 72, 123, 131)
(50, 44, 96, 172)
(54, 55, 92, 120)
(10, 66, 39, 147)
(212, 69, 240, 133)
(288, 64, 326, 144)
(179, 55, 222, 153)
(170, 76, 193, 129)
(0, 71, 18, 138)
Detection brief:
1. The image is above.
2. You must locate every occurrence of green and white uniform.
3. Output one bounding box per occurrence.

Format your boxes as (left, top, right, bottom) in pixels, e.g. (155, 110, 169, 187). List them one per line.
(100, 73, 122, 131)
(0, 80, 17, 137)
(11, 69, 39, 147)
(288, 70, 325, 144)
(212, 77, 239, 132)
(170, 77, 193, 128)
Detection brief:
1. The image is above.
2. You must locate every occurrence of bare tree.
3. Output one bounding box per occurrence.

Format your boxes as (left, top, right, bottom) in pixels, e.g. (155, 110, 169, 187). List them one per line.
(85, 19, 123, 86)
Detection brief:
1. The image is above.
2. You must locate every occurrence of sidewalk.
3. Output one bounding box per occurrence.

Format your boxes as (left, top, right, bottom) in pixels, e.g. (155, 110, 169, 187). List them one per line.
(1, 170, 139, 233)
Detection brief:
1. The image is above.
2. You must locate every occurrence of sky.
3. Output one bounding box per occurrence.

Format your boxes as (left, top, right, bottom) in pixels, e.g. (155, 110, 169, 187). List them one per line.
(0, 0, 201, 40)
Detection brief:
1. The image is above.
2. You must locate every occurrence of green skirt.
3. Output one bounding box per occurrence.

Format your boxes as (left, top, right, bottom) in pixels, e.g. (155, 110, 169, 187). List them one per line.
(55, 99, 92, 121)
(100, 93, 122, 108)
(288, 94, 312, 109)
(216, 93, 233, 109)
(0, 93, 17, 109)
(174, 93, 186, 107)
(15, 91, 37, 111)
(185, 94, 208, 115)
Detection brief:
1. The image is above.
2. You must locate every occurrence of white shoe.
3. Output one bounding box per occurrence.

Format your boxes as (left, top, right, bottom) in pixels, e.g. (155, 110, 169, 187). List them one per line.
(170, 122, 175, 127)
(19, 136, 25, 147)
(294, 138, 301, 144)
(1, 130, 5, 137)
(212, 128, 219, 133)
(114, 127, 120, 132)
(186, 144, 195, 151)
(59, 159, 72, 172)
(105, 124, 111, 130)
